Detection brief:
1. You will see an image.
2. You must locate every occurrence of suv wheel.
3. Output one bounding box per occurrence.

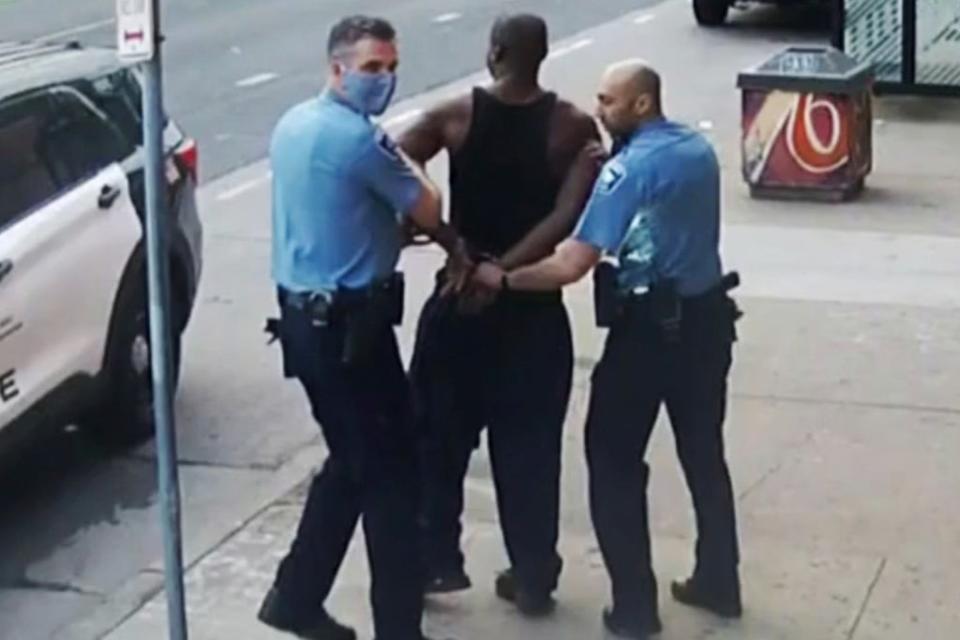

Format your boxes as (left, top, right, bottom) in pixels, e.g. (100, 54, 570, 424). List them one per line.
(83, 277, 182, 447)
(694, 0, 730, 26)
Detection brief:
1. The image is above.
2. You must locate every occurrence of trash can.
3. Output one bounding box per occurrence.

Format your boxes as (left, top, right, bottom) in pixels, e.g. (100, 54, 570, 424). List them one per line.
(737, 46, 874, 202)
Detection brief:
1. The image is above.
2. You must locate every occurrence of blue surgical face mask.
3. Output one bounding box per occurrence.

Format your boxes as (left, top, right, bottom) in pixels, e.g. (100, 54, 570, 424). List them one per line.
(340, 70, 397, 116)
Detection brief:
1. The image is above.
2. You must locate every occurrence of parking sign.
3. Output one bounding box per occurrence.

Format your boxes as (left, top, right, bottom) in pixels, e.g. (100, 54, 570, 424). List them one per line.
(116, 0, 155, 63)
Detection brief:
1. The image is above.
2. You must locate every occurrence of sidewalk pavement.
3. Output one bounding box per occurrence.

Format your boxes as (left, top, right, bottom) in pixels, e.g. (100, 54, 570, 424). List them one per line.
(79, 1, 960, 639)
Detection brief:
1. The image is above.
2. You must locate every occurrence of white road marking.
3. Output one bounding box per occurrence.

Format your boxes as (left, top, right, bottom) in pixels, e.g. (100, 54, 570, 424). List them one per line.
(235, 72, 279, 88)
(216, 173, 271, 202)
(37, 18, 114, 41)
(36, 17, 114, 42)
(433, 12, 462, 24)
(548, 38, 593, 60)
(634, 14, 657, 25)
(383, 109, 424, 130)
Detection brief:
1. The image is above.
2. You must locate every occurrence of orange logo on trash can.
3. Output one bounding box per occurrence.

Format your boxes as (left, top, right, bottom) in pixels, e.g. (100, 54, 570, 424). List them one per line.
(742, 89, 858, 189)
(785, 94, 849, 174)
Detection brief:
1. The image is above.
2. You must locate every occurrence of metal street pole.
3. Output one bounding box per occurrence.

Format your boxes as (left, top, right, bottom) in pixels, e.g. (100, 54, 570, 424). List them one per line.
(137, 0, 189, 637)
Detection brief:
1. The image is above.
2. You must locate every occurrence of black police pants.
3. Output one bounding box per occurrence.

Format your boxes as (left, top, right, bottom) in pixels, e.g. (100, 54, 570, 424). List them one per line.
(272, 301, 423, 640)
(585, 299, 740, 618)
(411, 292, 573, 595)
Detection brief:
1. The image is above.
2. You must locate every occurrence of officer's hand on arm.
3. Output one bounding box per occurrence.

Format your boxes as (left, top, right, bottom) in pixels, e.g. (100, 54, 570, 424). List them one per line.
(470, 238, 600, 293)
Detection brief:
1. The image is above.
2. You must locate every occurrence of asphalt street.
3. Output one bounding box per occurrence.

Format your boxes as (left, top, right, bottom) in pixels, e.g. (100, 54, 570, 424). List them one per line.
(1, 0, 659, 179)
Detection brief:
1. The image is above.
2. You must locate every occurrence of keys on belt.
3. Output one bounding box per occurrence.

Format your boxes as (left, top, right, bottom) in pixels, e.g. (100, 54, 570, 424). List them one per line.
(265, 289, 335, 344)
(266, 275, 405, 366)
(281, 290, 335, 327)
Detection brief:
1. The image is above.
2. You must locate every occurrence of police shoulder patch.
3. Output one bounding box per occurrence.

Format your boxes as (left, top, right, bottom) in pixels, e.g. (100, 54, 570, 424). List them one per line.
(598, 159, 627, 194)
(375, 128, 401, 160)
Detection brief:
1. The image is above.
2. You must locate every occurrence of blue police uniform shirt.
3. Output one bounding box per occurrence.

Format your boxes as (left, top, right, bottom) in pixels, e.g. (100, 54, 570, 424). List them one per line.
(270, 91, 422, 293)
(574, 118, 723, 297)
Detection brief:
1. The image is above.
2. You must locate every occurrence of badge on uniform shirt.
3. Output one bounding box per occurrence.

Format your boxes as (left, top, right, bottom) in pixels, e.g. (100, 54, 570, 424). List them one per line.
(598, 159, 627, 194)
(376, 129, 401, 160)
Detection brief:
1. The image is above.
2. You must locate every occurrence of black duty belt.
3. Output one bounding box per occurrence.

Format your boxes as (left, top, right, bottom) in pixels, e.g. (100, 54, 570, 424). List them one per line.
(280, 273, 403, 314)
(625, 272, 741, 313)
(268, 274, 405, 366)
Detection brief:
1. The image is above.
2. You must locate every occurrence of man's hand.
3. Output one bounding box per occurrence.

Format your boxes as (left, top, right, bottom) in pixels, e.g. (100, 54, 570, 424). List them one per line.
(439, 238, 475, 296)
(472, 261, 505, 290)
(456, 260, 502, 314)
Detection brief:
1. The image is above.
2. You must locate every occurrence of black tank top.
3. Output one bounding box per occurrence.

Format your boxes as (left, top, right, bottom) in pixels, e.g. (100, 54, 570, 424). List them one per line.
(449, 88, 561, 256)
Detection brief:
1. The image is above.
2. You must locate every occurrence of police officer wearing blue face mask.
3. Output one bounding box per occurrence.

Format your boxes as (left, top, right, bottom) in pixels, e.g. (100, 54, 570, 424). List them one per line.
(258, 15, 469, 640)
(475, 60, 743, 640)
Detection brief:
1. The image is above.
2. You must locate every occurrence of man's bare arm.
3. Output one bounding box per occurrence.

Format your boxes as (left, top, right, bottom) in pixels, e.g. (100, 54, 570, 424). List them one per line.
(396, 104, 473, 291)
(497, 116, 603, 271)
(397, 105, 449, 166)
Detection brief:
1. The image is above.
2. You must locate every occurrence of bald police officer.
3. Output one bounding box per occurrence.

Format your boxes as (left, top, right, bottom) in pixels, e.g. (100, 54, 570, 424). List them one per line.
(258, 16, 467, 640)
(475, 60, 743, 639)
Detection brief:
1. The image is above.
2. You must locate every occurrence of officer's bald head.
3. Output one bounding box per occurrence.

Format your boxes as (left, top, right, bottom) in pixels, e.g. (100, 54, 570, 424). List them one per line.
(595, 59, 663, 139)
(487, 14, 548, 81)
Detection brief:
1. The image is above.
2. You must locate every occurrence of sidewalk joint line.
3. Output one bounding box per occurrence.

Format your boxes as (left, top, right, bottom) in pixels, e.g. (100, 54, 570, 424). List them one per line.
(10, 578, 105, 599)
(207, 231, 272, 244)
(734, 392, 960, 419)
(92, 492, 294, 639)
(122, 453, 280, 473)
(847, 557, 887, 640)
(737, 433, 815, 501)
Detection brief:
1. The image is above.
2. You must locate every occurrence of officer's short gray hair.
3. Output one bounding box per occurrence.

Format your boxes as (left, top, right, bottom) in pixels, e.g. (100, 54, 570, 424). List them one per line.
(327, 15, 396, 60)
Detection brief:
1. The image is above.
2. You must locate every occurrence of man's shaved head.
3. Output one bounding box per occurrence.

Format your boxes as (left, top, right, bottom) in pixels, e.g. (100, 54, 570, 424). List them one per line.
(603, 60, 662, 107)
(595, 59, 663, 138)
(487, 14, 549, 80)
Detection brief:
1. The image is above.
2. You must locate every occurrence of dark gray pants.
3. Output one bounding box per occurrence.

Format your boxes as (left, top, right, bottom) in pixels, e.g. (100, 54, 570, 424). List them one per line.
(411, 291, 573, 595)
(586, 294, 741, 619)
(272, 297, 423, 640)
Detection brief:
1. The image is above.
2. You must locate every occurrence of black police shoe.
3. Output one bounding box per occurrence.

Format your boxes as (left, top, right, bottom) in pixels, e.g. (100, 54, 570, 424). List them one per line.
(602, 607, 663, 639)
(494, 569, 555, 617)
(258, 587, 357, 640)
(670, 577, 743, 618)
(424, 567, 472, 595)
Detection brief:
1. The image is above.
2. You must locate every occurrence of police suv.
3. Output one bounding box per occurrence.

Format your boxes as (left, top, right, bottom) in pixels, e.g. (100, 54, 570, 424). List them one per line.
(0, 41, 202, 450)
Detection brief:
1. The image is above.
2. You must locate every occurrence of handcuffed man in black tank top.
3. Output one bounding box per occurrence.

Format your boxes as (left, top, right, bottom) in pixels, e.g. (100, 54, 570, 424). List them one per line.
(398, 13, 603, 616)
